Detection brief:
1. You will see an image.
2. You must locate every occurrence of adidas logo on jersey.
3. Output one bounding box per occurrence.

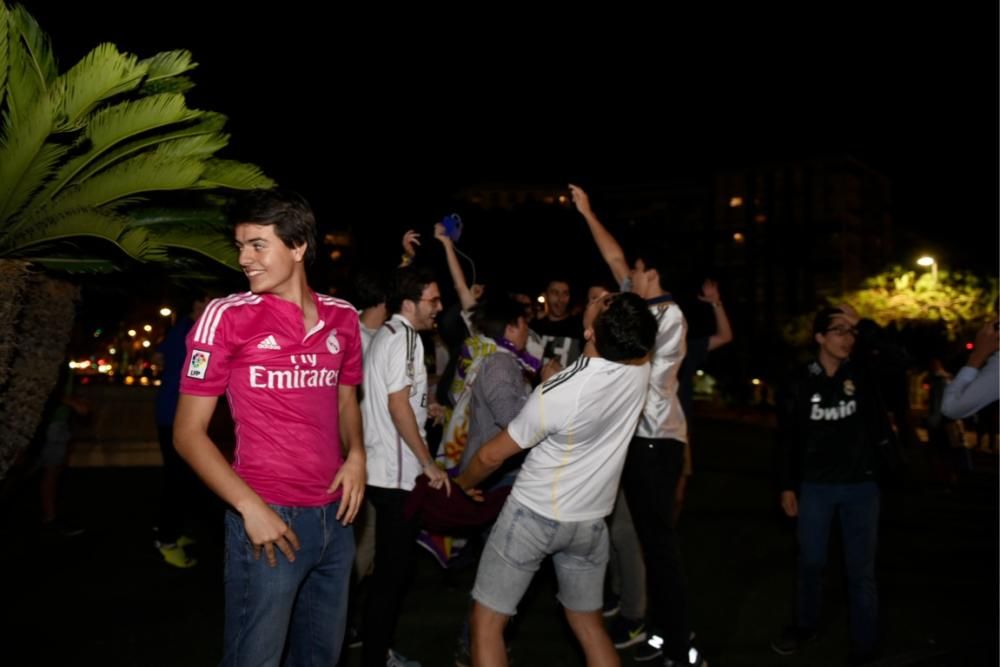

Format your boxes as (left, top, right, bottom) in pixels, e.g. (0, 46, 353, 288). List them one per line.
(257, 335, 281, 350)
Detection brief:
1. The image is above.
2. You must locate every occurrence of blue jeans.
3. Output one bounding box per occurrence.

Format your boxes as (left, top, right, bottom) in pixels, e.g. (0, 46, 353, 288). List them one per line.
(222, 502, 355, 667)
(796, 482, 879, 655)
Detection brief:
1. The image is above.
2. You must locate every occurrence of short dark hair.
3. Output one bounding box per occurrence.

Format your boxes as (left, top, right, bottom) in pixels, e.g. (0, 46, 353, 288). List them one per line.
(812, 306, 845, 337)
(470, 296, 526, 342)
(633, 246, 672, 291)
(230, 188, 317, 265)
(352, 271, 389, 310)
(388, 266, 436, 315)
(593, 292, 658, 362)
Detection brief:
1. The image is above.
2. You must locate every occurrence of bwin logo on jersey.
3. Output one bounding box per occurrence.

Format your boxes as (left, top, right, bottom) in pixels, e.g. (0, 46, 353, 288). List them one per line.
(326, 330, 340, 355)
(810, 399, 858, 421)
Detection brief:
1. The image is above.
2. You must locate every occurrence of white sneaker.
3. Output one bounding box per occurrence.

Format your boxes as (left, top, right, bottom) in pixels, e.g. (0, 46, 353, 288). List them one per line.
(387, 648, 422, 667)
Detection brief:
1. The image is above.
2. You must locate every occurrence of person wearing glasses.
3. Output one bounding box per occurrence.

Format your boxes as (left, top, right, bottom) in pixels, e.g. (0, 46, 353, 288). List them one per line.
(360, 265, 449, 667)
(771, 304, 895, 665)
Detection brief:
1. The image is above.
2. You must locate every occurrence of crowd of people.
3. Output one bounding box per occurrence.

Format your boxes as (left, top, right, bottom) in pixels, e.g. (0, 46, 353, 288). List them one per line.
(91, 185, 993, 667)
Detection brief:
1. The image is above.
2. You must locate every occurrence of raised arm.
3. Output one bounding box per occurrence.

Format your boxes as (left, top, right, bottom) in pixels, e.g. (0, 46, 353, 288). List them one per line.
(698, 279, 733, 351)
(399, 229, 420, 267)
(434, 222, 477, 311)
(569, 184, 630, 285)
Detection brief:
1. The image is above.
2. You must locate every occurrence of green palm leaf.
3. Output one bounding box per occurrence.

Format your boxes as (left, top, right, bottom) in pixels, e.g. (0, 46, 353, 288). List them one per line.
(26, 257, 118, 272)
(129, 206, 228, 229)
(138, 50, 197, 88)
(44, 152, 206, 217)
(5, 208, 147, 261)
(195, 159, 275, 190)
(6, 4, 57, 123)
(144, 224, 239, 269)
(59, 43, 147, 130)
(25, 94, 202, 207)
(0, 90, 64, 225)
(0, 3, 10, 114)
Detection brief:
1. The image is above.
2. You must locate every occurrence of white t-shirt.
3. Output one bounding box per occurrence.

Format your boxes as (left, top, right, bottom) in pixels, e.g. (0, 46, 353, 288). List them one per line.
(362, 314, 428, 490)
(637, 301, 688, 442)
(507, 355, 651, 521)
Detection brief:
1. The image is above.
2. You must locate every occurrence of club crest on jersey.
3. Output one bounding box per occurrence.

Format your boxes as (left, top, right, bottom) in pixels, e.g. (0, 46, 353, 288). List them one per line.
(187, 350, 211, 379)
(843, 379, 856, 396)
(326, 330, 341, 354)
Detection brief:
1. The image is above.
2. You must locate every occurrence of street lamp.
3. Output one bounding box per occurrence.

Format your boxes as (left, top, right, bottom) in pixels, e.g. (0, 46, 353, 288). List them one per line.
(917, 256, 938, 285)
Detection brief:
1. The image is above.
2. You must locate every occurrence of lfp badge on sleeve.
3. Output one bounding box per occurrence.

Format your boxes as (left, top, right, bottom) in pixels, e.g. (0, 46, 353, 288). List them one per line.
(187, 349, 211, 379)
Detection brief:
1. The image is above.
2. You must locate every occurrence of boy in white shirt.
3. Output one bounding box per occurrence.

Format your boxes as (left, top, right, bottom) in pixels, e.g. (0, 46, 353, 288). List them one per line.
(456, 292, 657, 667)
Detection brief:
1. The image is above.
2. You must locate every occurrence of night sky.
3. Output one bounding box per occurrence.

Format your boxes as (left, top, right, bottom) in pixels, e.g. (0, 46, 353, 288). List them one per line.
(18, 2, 1000, 280)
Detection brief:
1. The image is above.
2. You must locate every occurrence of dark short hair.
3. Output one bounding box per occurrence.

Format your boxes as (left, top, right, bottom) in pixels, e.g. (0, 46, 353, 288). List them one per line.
(812, 306, 845, 336)
(593, 292, 658, 362)
(633, 246, 672, 291)
(230, 188, 317, 265)
(352, 271, 389, 310)
(470, 296, 526, 342)
(388, 266, 436, 314)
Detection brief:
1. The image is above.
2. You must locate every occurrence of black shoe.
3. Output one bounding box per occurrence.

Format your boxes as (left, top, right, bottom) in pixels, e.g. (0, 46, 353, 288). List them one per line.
(602, 595, 621, 618)
(41, 517, 85, 539)
(770, 626, 818, 656)
(608, 615, 646, 649)
(346, 625, 362, 649)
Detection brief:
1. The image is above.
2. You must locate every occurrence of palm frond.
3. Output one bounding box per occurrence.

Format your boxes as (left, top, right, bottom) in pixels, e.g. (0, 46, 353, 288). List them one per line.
(145, 224, 239, 269)
(0, 2, 10, 114)
(138, 50, 197, 87)
(26, 94, 201, 206)
(59, 43, 146, 130)
(6, 4, 57, 122)
(155, 132, 229, 158)
(3, 207, 147, 263)
(42, 153, 205, 218)
(139, 75, 195, 96)
(0, 90, 63, 225)
(129, 206, 228, 229)
(23, 256, 119, 272)
(194, 159, 275, 190)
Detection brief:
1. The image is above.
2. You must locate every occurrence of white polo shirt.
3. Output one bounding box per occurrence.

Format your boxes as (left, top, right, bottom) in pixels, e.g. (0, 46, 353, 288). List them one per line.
(362, 314, 428, 490)
(506, 355, 651, 521)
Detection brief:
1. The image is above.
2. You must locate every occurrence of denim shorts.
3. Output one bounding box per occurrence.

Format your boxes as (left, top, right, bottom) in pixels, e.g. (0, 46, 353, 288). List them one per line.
(473, 496, 609, 615)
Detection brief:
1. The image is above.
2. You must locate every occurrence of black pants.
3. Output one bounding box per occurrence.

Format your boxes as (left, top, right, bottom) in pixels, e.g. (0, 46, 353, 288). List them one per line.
(361, 485, 421, 667)
(622, 436, 689, 662)
(156, 425, 200, 543)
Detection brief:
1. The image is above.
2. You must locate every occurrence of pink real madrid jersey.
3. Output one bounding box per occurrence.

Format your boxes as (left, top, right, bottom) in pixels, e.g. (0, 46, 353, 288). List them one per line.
(179, 291, 363, 507)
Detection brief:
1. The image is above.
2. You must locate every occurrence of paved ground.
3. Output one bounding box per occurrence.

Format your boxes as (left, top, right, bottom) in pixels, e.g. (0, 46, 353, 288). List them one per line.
(0, 417, 996, 666)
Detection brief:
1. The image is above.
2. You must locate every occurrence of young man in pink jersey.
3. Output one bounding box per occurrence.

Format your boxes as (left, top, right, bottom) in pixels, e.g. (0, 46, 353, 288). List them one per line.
(174, 189, 366, 667)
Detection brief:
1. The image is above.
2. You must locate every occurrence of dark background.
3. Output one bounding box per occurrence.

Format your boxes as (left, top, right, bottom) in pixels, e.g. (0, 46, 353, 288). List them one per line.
(21, 2, 999, 265)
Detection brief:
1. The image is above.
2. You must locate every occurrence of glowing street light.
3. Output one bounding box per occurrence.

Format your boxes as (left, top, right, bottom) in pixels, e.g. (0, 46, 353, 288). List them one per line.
(917, 255, 938, 285)
(143, 324, 152, 332)
(159, 307, 172, 317)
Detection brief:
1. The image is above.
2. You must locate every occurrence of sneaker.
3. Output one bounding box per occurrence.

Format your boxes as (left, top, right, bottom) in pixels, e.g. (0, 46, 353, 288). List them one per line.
(453, 641, 471, 667)
(177, 534, 197, 548)
(609, 615, 647, 649)
(637, 632, 699, 664)
(386, 648, 421, 667)
(602, 594, 621, 618)
(41, 517, 85, 539)
(770, 626, 818, 656)
(156, 541, 197, 568)
(634, 634, 662, 663)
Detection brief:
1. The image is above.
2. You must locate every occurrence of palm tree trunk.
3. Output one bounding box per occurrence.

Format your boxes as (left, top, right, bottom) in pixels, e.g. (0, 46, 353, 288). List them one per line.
(0, 273, 79, 478)
(0, 260, 31, 389)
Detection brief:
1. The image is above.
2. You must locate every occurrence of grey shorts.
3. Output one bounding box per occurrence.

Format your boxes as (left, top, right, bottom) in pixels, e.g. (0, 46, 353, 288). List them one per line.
(472, 496, 609, 616)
